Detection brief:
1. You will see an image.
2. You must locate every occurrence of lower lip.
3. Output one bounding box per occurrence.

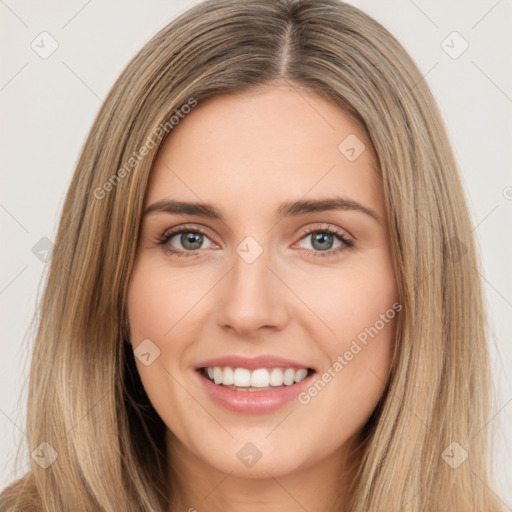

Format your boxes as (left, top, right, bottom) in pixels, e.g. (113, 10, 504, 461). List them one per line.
(195, 369, 315, 414)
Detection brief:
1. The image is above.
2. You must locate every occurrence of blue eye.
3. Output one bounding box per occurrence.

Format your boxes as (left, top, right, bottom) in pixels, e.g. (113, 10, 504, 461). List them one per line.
(157, 226, 213, 257)
(296, 226, 354, 257)
(157, 224, 354, 258)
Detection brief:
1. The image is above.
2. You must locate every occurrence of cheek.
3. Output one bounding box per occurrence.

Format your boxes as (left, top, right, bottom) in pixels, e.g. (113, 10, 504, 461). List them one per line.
(126, 260, 202, 349)
(298, 255, 398, 424)
(295, 251, 398, 409)
(127, 279, 169, 343)
(126, 260, 196, 440)
(296, 252, 398, 347)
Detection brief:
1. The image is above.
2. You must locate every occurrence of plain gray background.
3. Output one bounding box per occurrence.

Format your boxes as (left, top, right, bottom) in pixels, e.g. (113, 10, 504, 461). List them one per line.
(1, 0, 511, 505)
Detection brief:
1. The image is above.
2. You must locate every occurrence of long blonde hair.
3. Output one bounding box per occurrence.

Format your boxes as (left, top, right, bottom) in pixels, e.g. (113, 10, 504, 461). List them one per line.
(1, 0, 502, 510)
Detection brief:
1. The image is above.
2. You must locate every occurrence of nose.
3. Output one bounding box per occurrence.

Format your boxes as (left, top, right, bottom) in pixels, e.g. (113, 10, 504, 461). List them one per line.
(215, 241, 289, 337)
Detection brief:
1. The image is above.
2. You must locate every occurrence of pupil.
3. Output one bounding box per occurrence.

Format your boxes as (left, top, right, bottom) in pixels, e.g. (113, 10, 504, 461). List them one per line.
(312, 232, 333, 250)
(178, 231, 334, 251)
(182, 232, 202, 250)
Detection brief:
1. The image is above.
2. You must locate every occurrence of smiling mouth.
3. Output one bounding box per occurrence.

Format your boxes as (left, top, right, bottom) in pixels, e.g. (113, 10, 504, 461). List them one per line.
(199, 366, 316, 391)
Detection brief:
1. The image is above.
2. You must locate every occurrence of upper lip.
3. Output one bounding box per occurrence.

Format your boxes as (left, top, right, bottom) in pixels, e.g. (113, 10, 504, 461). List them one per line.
(195, 355, 316, 372)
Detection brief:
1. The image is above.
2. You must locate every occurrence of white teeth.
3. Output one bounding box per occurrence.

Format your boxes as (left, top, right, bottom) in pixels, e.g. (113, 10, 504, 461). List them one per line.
(250, 368, 269, 388)
(223, 366, 234, 385)
(213, 367, 223, 385)
(203, 366, 311, 388)
(283, 368, 295, 385)
(294, 368, 308, 383)
(269, 368, 284, 386)
(233, 368, 251, 387)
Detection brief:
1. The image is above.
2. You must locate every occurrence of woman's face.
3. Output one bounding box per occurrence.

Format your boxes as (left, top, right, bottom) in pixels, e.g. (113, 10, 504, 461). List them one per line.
(127, 82, 399, 480)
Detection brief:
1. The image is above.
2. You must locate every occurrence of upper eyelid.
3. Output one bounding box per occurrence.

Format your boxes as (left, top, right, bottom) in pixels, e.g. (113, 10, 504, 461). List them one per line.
(161, 223, 352, 247)
(161, 224, 214, 242)
(298, 223, 353, 239)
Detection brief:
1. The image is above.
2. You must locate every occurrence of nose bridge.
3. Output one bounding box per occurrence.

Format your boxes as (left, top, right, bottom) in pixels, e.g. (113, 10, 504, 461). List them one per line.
(216, 234, 287, 333)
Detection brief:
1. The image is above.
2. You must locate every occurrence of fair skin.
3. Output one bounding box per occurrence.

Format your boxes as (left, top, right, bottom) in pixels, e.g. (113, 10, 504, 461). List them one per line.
(127, 81, 399, 512)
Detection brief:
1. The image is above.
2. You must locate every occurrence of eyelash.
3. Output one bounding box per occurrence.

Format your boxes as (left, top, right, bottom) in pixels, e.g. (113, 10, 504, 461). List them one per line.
(156, 224, 355, 258)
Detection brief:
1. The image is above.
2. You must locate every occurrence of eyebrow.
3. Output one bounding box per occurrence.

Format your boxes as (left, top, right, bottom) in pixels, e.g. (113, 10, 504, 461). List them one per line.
(143, 196, 380, 222)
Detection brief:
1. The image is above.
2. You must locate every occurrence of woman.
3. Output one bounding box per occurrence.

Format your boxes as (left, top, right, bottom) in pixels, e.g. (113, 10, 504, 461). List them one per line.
(0, 0, 503, 510)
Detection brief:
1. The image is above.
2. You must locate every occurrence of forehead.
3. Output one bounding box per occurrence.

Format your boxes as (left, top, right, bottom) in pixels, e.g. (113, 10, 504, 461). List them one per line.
(145, 84, 383, 217)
